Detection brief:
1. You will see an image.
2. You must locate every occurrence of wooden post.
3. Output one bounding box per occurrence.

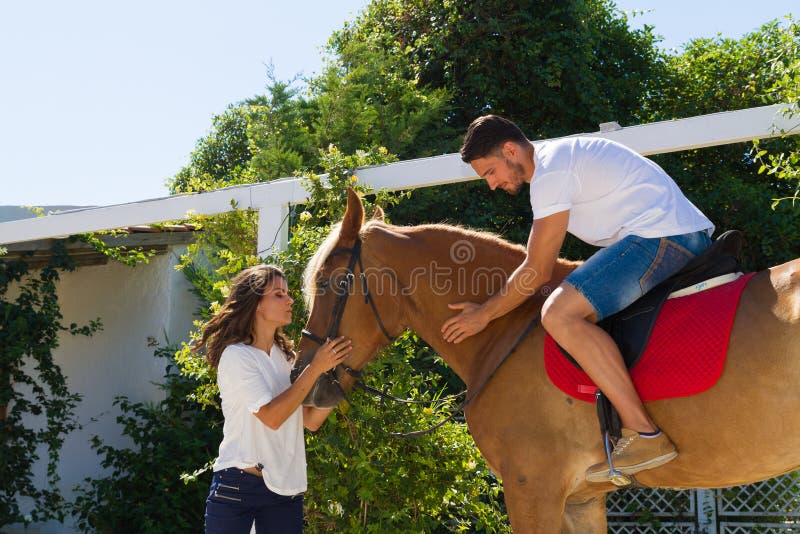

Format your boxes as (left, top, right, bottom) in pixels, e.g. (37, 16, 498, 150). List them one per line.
(257, 204, 290, 256)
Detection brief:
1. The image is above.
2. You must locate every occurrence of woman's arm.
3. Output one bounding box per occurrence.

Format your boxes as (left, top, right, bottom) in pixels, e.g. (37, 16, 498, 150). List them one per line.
(253, 337, 351, 431)
(302, 406, 333, 431)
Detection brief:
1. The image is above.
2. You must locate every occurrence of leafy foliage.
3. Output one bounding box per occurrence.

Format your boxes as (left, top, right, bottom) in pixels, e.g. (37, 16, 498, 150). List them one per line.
(0, 244, 101, 527)
(749, 18, 800, 209)
(305, 332, 508, 533)
(169, 68, 318, 194)
(69, 341, 221, 534)
(641, 17, 800, 270)
(77, 232, 159, 267)
(329, 0, 664, 142)
(310, 34, 453, 160)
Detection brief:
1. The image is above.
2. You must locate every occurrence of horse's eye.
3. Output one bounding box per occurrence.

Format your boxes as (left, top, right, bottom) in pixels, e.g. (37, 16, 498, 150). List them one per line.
(317, 279, 330, 289)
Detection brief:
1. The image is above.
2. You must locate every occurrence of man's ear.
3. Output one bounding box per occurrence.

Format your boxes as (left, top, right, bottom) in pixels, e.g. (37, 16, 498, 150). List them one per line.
(501, 140, 518, 159)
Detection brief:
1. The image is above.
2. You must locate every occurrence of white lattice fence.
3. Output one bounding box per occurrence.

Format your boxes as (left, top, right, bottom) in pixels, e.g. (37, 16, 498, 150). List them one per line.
(718, 472, 800, 533)
(607, 471, 800, 533)
(608, 487, 696, 532)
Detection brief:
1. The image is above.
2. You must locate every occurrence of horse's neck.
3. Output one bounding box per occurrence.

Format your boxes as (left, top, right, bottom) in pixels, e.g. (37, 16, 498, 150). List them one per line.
(371, 224, 573, 387)
(404, 292, 547, 389)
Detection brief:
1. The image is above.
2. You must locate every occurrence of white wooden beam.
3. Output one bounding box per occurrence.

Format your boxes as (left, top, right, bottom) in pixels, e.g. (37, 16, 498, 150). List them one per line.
(356, 103, 800, 188)
(0, 186, 254, 246)
(594, 104, 800, 156)
(1, 103, 797, 247)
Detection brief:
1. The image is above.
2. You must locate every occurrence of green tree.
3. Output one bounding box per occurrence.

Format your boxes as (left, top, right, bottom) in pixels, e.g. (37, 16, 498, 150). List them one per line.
(328, 0, 664, 143)
(320, 0, 664, 261)
(310, 29, 453, 159)
(169, 68, 318, 194)
(641, 17, 800, 269)
(750, 18, 800, 209)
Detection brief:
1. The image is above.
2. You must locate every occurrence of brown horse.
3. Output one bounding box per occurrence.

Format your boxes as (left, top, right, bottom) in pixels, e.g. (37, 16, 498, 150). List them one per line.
(295, 188, 800, 532)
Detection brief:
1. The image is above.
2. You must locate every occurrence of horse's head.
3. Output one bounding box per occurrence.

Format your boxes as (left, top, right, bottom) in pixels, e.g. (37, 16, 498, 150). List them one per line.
(292, 188, 403, 408)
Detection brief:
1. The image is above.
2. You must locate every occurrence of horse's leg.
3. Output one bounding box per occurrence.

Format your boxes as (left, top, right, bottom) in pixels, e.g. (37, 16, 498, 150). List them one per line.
(561, 495, 608, 533)
(502, 471, 566, 533)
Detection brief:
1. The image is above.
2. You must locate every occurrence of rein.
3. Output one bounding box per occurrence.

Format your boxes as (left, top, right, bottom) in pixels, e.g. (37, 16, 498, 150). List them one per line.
(301, 235, 541, 438)
(358, 312, 541, 438)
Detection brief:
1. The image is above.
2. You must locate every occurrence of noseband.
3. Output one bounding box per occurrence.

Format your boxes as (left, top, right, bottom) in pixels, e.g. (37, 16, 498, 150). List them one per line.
(301, 236, 396, 385)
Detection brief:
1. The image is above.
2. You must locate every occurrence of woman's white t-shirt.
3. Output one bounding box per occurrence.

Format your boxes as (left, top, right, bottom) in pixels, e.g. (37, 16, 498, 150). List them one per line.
(212, 342, 307, 496)
(530, 136, 714, 247)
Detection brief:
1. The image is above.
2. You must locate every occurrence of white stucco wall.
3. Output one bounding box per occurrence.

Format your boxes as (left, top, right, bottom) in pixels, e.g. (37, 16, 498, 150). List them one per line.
(5, 245, 201, 533)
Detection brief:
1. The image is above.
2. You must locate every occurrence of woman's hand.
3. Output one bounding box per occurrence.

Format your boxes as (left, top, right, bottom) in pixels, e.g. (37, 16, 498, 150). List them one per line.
(309, 336, 353, 374)
(256, 336, 353, 431)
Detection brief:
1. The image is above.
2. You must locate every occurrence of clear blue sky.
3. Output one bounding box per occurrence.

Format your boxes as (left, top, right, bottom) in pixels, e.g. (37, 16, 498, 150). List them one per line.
(0, 0, 795, 208)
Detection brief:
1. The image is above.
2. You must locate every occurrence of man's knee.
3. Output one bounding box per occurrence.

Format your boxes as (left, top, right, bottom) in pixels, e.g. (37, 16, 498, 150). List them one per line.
(541, 289, 569, 334)
(541, 284, 596, 334)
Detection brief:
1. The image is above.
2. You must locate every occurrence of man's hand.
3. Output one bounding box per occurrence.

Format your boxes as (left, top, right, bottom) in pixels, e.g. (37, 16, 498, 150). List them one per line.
(441, 302, 489, 344)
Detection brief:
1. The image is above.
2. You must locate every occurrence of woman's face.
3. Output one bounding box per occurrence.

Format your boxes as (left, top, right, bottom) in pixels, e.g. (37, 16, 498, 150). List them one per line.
(256, 275, 294, 327)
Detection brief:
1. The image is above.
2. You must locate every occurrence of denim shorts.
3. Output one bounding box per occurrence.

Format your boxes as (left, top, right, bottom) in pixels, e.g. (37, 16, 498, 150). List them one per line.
(205, 468, 303, 534)
(564, 230, 712, 321)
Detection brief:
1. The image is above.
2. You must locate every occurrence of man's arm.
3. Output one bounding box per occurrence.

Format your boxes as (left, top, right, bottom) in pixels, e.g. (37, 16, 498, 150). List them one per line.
(441, 210, 569, 344)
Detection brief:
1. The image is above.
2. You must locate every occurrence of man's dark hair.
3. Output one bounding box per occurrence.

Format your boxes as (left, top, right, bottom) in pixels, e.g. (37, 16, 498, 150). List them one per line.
(460, 115, 530, 163)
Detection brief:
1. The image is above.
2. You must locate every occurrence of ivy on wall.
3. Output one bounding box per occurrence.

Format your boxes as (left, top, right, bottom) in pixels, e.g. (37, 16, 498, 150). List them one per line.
(0, 242, 101, 527)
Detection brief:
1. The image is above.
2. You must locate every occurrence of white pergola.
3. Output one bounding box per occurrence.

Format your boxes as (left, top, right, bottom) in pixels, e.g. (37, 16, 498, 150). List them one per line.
(1, 103, 798, 253)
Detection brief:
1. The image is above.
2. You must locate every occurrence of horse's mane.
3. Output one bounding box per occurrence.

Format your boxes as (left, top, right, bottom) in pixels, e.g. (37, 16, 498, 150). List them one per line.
(303, 219, 532, 311)
(300, 218, 587, 310)
(392, 221, 525, 254)
(302, 221, 343, 312)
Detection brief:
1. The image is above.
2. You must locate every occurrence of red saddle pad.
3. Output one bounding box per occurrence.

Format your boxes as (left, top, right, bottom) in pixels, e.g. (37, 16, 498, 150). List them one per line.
(544, 272, 755, 403)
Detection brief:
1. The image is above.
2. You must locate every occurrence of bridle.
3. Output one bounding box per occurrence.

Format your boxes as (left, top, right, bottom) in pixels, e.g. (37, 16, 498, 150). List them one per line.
(300, 234, 541, 438)
(300, 236, 396, 390)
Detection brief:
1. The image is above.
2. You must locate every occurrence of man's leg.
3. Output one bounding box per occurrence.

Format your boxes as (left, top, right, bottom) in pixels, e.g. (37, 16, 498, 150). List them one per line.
(541, 283, 656, 433)
(542, 282, 678, 482)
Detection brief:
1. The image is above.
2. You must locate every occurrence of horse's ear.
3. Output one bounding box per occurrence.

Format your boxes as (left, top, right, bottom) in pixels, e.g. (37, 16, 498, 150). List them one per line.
(340, 187, 364, 242)
(372, 205, 385, 222)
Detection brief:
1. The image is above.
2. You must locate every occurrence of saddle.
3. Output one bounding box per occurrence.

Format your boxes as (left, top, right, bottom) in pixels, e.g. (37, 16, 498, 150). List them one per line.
(558, 229, 745, 371)
(556, 229, 745, 473)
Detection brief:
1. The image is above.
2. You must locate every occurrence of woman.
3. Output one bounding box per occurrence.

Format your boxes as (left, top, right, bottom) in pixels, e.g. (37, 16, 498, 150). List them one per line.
(194, 264, 351, 533)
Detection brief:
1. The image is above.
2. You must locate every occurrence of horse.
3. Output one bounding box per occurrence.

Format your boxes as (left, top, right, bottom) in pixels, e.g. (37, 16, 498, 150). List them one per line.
(294, 188, 800, 532)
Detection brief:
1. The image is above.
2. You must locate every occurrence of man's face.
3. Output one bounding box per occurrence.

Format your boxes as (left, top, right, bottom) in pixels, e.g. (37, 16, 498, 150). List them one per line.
(470, 151, 527, 195)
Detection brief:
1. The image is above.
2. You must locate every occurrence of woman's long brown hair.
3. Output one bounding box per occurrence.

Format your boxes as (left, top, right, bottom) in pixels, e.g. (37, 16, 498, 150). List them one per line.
(193, 265, 295, 368)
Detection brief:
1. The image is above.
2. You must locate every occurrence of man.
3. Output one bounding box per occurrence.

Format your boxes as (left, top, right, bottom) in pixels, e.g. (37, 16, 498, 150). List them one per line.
(441, 115, 714, 482)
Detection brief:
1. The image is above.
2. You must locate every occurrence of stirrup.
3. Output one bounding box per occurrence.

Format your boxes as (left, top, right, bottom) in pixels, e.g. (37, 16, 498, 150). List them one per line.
(596, 390, 632, 486)
(603, 430, 632, 487)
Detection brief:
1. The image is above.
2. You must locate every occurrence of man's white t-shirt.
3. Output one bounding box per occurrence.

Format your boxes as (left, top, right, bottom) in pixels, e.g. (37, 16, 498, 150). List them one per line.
(213, 343, 307, 496)
(530, 136, 714, 247)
